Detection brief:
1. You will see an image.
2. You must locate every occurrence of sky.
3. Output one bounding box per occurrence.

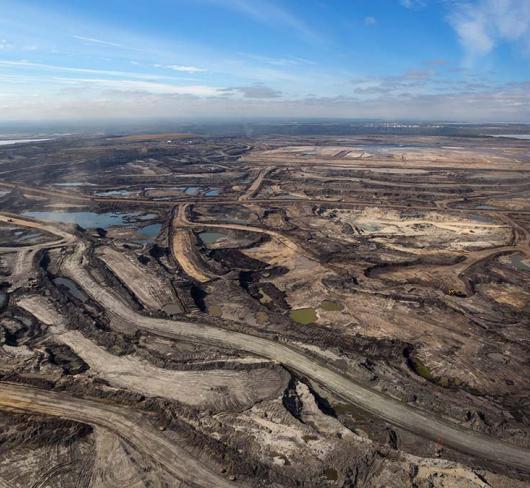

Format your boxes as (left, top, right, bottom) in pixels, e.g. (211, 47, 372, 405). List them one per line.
(0, 0, 529, 122)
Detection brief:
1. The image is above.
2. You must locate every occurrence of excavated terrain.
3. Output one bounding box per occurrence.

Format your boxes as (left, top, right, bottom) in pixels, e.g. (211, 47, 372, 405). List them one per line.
(0, 131, 529, 487)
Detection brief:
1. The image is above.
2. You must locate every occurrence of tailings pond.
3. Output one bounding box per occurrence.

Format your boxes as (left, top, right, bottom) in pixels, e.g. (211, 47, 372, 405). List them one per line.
(23, 211, 157, 229)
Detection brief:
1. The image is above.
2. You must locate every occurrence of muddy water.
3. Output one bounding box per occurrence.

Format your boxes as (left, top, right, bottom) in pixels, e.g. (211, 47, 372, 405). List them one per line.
(290, 308, 317, 324)
(508, 254, 530, 272)
(184, 186, 200, 196)
(490, 134, 530, 140)
(476, 205, 498, 210)
(54, 182, 96, 187)
(0, 290, 8, 310)
(23, 210, 156, 229)
(320, 300, 343, 311)
(470, 213, 496, 224)
(162, 303, 182, 315)
(53, 277, 89, 302)
(204, 187, 220, 196)
(94, 189, 134, 197)
(138, 223, 162, 240)
(198, 231, 226, 245)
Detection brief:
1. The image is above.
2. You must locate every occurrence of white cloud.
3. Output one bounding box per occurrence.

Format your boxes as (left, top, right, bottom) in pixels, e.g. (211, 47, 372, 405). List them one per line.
(448, 0, 530, 56)
(220, 84, 282, 98)
(399, 0, 427, 9)
(206, 0, 320, 42)
(238, 52, 315, 66)
(364, 16, 377, 26)
(154, 64, 208, 73)
(3, 81, 529, 122)
(0, 39, 14, 50)
(55, 77, 220, 96)
(73, 35, 125, 48)
(0, 60, 191, 81)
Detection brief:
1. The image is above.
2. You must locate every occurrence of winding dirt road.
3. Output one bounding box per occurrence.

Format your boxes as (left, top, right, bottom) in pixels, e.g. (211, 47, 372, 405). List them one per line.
(239, 166, 273, 201)
(0, 213, 76, 290)
(0, 382, 238, 488)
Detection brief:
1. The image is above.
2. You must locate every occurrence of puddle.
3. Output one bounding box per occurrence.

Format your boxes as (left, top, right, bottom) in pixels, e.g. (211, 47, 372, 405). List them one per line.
(162, 303, 182, 314)
(54, 182, 96, 187)
(204, 187, 221, 197)
(507, 254, 530, 272)
(53, 277, 89, 303)
(489, 134, 530, 140)
(0, 291, 8, 310)
(138, 223, 162, 240)
(365, 168, 428, 174)
(320, 300, 343, 311)
(198, 231, 226, 245)
(94, 189, 133, 197)
(360, 223, 381, 232)
(323, 468, 339, 481)
(184, 186, 200, 196)
(290, 307, 317, 325)
(23, 210, 155, 229)
(470, 213, 496, 224)
(476, 205, 498, 210)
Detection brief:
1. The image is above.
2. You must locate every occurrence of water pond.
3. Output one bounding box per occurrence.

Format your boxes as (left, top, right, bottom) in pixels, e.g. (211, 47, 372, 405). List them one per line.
(23, 210, 155, 229)
(184, 186, 200, 196)
(290, 307, 317, 325)
(138, 223, 162, 240)
(476, 205, 498, 210)
(0, 291, 8, 310)
(162, 303, 182, 315)
(204, 187, 221, 197)
(53, 277, 89, 303)
(320, 300, 343, 312)
(54, 182, 96, 187)
(508, 254, 530, 272)
(489, 134, 530, 140)
(198, 231, 226, 245)
(94, 189, 134, 197)
(470, 213, 496, 224)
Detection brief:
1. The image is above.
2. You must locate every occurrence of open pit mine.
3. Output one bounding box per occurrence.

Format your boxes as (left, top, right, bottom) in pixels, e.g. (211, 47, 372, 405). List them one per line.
(0, 130, 529, 487)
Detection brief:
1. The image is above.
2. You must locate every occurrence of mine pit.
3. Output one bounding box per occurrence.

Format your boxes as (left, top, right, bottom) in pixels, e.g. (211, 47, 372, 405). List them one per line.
(1, 131, 530, 487)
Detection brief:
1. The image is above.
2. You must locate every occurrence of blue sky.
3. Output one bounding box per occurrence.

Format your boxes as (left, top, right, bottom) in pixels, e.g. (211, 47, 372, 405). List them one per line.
(0, 0, 529, 121)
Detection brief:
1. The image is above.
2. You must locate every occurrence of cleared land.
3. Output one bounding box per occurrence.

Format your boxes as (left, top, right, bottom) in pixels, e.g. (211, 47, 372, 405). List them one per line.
(1, 130, 530, 487)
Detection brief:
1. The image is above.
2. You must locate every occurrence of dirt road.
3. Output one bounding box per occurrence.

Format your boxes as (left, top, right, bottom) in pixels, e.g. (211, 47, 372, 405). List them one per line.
(170, 206, 217, 282)
(0, 213, 76, 290)
(0, 382, 238, 488)
(238, 166, 273, 201)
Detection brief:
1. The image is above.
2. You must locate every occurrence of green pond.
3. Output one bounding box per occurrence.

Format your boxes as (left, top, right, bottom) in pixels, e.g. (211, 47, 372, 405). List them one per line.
(198, 231, 226, 244)
(509, 254, 530, 272)
(320, 300, 343, 311)
(290, 307, 317, 324)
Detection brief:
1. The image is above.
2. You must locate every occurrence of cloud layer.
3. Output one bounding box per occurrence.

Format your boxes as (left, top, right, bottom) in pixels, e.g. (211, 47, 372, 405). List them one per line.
(448, 0, 530, 56)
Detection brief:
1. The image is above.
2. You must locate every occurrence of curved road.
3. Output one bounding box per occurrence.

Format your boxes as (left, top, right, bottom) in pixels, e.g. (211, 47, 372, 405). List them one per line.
(0, 382, 238, 488)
